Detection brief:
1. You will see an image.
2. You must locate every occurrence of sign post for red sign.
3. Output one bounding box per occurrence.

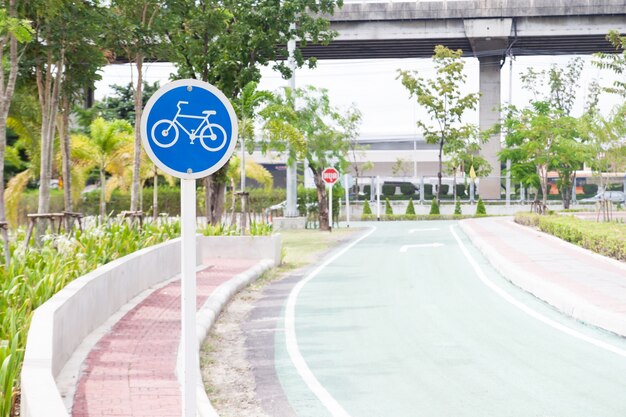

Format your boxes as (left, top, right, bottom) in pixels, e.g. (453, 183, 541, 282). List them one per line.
(322, 167, 339, 230)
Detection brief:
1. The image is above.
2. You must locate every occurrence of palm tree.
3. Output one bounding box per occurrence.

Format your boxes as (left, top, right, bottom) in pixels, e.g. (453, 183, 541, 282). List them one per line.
(71, 118, 133, 221)
(233, 82, 273, 228)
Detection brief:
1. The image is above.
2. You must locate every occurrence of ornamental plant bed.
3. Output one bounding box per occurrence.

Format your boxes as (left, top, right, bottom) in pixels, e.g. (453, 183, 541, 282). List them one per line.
(515, 212, 626, 262)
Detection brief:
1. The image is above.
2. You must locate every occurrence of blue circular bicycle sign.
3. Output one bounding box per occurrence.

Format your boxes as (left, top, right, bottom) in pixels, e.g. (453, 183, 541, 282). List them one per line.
(141, 79, 238, 179)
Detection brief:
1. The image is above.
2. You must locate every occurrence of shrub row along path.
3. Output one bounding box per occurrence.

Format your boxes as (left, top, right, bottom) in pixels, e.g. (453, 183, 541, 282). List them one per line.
(246, 220, 626, 416)
(71, 258, 258, 417)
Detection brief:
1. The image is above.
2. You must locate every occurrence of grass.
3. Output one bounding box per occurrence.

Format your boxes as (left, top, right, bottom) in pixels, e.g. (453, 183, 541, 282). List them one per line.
(250, 228, 360, 291)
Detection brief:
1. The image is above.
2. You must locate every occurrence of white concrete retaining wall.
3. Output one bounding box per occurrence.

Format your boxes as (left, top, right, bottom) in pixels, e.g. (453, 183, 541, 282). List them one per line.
(199, 234, 282, 265)
(21, 234, 281, 417)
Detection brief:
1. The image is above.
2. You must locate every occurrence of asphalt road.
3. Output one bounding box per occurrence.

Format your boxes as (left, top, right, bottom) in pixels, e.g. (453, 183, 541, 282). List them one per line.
(271, 221, 626, 417)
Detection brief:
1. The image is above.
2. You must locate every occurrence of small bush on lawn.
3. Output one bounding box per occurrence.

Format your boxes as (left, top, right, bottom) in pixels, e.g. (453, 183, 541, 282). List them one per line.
(429, 198, 440, 215)
(476, 199, 486, 216)
(454, 199, 462, 215)
(385, 198, 393, 215)
(406, 199, 415, 215)
(362, 200, 372, 216)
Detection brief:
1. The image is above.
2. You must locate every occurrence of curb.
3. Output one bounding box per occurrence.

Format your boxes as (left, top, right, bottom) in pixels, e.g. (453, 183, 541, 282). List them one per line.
(175, 259, 275, 417)
(459, 218, 626, 337)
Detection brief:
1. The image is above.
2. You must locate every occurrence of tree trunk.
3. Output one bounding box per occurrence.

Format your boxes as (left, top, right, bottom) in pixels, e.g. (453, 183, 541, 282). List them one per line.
(0, 0, 21, 264)
(100, 168, 106, 222)
(130, 55, 144, 212)
(437, 137, 444, 203)
(203, 169, 227, 225)
(313, 166, 330, 231)
(453, 170, 457, 201)
(37, 51, 64, 235)
(59, 95, 72, 213)
(152, 165, 158, 219)
(538, 165, 548, 210)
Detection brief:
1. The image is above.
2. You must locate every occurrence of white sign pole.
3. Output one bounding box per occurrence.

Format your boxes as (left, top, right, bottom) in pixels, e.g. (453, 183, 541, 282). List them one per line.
(328, 184, 333, 231)
(344, 174, 350, 227)
(181, 178, 197, 417)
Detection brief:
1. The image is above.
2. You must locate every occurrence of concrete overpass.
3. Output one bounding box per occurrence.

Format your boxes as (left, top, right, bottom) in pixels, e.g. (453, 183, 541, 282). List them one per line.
(300, 0, 626, 198)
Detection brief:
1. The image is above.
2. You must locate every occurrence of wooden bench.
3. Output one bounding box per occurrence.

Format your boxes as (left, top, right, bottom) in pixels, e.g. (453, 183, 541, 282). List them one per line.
(24, 213, 66, 247)
(63, 211, 84, 235)
(24, 212, 86, 248)
(119, 210, 144, 227)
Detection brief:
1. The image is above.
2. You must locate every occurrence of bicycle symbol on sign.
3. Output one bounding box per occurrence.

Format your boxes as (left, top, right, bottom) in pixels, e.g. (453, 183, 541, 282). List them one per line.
(150, 101, 227, 152)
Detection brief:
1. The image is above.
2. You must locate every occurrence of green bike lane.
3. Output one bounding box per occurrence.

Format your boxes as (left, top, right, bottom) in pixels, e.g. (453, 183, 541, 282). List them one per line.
(272, 221, 626, 417)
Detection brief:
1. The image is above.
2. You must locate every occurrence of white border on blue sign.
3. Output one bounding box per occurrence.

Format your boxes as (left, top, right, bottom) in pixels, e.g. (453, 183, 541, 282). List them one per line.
(140, 79, 239, 180)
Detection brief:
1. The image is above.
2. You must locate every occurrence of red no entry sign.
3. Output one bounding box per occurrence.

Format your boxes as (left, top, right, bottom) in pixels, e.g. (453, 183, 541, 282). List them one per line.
(322, 167, 340, 185)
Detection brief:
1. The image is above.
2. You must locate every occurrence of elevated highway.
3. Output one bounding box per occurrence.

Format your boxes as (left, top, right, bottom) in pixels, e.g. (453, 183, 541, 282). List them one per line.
(300, 0, 626, 198)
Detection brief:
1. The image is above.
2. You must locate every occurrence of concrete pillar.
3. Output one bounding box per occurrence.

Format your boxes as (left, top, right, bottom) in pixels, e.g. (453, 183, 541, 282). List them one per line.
(478, 56, 502, 200)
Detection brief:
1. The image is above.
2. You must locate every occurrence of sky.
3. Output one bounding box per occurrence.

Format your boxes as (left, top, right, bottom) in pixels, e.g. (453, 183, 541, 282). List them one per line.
(94, 55, 623, 139)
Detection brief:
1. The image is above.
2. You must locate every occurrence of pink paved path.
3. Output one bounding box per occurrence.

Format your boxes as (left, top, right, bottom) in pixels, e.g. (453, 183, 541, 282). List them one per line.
(463, 217, 626, 316)
(72, 258, 257, 417)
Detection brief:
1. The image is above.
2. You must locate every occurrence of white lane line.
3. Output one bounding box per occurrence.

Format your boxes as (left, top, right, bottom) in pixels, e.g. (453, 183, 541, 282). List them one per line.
(285, 227, 376, 417)
(409, 228, 440, 233)
(399, 243, 444, 253)
(449, 225, 626, 359)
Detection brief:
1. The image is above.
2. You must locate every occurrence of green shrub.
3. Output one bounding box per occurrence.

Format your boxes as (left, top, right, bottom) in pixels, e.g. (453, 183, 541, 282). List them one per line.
(400, 183, 416, 196)
(476, 198, 486, 216)
(515, 213, 626, 261)
(423, 184, 433, 197)
(385, 198, 393, 215)
(0, 220, 183, 417)
(454, 199, 462, 215)
(382, 184, 396, 196)
(362, 200, 372, 215)
(455, 184, 466, 198)
(582, 183, 598, 195)
(363, 185, 371, 197)
(429, 198, 440, 215)
(439, 184, 449, 195)
(406, 199, 415, 215)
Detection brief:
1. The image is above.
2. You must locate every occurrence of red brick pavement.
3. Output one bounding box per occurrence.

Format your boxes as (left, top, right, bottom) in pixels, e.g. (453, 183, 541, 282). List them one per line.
(72, 258, 257, 417)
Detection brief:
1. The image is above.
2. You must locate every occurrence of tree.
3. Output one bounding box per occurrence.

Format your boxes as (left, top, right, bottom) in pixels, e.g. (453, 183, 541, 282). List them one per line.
(496, 59, 591, 210)
(397, 45, 480, 203)
(579, 103, 626, 193)
(92, 81, 161, 124)
(593, 30, 626, 97)
(391, 158, 410, 177)
(232, 81, 272, 230)
(0, 0, 33, 253)
(109, 0, 168, 213)
(71, 118, 133, 220)
(260, 86, 360, 231)
(56, 1, 108, 214)
(445, 128, 491, 201)
(163, 0, 342, 224)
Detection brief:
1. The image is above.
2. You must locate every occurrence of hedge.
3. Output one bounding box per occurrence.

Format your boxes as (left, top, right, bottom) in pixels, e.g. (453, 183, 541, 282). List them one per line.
(382, 184, 396, 196)
(400, 183, 416, 196)
(515, 213, 626, 261)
